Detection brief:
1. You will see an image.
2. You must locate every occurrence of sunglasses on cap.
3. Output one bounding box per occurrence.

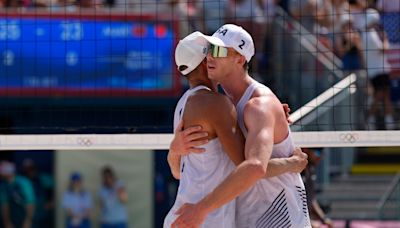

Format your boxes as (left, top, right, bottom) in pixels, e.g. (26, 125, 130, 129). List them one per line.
(209, 44, 228, 58)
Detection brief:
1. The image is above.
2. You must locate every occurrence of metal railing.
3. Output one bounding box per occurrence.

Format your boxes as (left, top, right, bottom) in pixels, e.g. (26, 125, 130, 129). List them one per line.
(272, 7, 346, 112)
(274, 7, 344, 80)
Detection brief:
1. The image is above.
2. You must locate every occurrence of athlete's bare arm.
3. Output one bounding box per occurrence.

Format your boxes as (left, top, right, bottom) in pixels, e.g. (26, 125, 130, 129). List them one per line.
(172, 96, 284, 227)
(265, 148, 308, 177)
(170, 103, 292, 155)
(167, 91, 245, 179)
(183, 91, 245, 165)
(168, 121, 208, 179)
(169, 107, 306, 180)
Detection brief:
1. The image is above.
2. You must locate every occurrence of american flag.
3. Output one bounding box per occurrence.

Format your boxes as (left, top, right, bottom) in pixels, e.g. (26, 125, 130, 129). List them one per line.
(382, 13, 400, 76)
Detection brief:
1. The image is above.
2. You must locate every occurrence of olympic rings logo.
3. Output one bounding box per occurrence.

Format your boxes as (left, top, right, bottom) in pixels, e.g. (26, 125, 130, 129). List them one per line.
(339, 133, 359, 143)
(76, 137, 94, 147)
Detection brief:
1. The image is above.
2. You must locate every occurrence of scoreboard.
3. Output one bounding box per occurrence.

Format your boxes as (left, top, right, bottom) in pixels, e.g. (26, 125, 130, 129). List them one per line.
(0, 12, 179, 97)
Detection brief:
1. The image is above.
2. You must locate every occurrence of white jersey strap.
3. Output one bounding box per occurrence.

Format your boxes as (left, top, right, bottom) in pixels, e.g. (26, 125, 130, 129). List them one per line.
(236, 81, 263, 137)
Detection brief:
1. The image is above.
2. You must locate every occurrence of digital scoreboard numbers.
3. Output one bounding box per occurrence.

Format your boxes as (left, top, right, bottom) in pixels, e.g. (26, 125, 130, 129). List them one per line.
(0, 14, 178, 96)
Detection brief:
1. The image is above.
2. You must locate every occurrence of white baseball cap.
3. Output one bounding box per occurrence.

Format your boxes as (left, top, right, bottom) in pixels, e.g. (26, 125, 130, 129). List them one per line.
(202, 24, 255, 62)
(175, 31, 209, 75)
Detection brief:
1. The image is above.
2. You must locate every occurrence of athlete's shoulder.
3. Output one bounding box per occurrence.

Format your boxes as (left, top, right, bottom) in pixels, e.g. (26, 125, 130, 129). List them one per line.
(245, 89, 282, 118)
(189, 90, 233, 110)
(186, 91, 236, 127)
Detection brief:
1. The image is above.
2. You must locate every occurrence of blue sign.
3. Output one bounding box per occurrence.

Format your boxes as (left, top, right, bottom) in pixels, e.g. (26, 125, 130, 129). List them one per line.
(0, 15, 178, 96)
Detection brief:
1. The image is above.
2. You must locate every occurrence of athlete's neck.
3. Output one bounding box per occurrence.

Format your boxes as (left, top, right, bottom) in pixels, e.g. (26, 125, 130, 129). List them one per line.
(221, 74, 253, 105)
(189, 78, 216, 92)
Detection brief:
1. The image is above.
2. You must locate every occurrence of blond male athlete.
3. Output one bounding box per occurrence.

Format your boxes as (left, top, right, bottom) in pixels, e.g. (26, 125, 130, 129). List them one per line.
(165, 31, 308, 228)
(172, 24, 311, 228)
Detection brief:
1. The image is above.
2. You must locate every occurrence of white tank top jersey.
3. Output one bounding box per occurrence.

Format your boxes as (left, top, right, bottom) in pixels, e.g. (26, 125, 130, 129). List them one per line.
(235, 81, 311, 228)
(164, 85, 237, 228)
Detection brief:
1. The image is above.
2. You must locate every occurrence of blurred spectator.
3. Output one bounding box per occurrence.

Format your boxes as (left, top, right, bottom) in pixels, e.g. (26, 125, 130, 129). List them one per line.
(349, 0, 368, 31)
(166, 0, 194, 39)
(262, 0, 278, 24)
(289, 0, 321, 32)
(377, 0, 400, 109)
(334, 14, 364, 73)
(21, 159, 54, 228)
(0, 161, 35, 228)
(198, 0, 229, 34)
(62, 172, 92, 228)
(3, 0, 20, 7)
(259, 0, 279, 88)
(50, 0, 78, 11)
(314, 0, 333, 33)
(376, 0, 400, 13)
(102, 0, 127, 9)
(376, 0, 400, 73)
(302, 149, 333, 228)
(330, 0, 350, 32)
(77, 0, 95, 8)
(227, 0, 266, 81)
(30, 0, 49, 7)
(184, 0, 201, 31)
(361, 8, 395, 130)
(98, 166, 128, 228)
(102, 0, 113, 7)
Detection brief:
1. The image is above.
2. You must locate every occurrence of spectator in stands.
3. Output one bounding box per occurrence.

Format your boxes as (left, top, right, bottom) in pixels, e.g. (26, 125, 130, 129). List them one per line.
(77, 0, 95, 8)
(361, 8, 395, 130)
(102, 0, 114, 7)
(376, 0, 400, 115)
(62, 172, 92, 228)
(259, 0, 279, 89)
(102, 0, 127, 10)
(21, 159, 54, 228)
(198, 0, 229, 35)
(169, 0, 201, 37)
(3, 0, 23, 7)
(227, 0, 266, 81)
(329, 0, 350, 32)
(289, 0, 323, 32)
(376, 0, 400, 75)
(349, 0, 368, 31)
(302, 148, 333, 228)
(98, 165, 129, 228)
(29, 0, 49, 7)
(314, 0, 334, 33)
(0, 161, 35, 228)
(334, 14, 364, 73)
(376, 0, 400, 13)
(51, 0, 78, 11)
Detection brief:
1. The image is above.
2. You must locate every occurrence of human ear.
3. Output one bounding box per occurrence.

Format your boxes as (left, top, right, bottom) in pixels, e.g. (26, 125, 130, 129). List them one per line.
(236, 55, 245, 65)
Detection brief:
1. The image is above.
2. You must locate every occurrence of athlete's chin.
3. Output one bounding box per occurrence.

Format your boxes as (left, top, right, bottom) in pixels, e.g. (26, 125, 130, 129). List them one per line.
(208, 73, 217, 80)
(207, 70, 215, 77)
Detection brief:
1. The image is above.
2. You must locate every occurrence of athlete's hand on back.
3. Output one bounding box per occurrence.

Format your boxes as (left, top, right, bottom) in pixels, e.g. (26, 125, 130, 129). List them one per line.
(282, 103, 292, 124)
(289, 147, 308, 173)
(169, 121, 209, 156)
(172, 202, 207, 228)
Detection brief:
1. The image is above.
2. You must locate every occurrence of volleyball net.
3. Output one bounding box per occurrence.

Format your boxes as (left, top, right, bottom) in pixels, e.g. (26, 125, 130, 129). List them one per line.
(0, 1, 400, 227)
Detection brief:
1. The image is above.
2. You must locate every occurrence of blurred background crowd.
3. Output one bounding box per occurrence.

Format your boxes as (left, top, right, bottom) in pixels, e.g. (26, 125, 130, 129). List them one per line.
(166, 0, 400, 130)
(0, 0, 398, 129)
(0, 158, 130, 228)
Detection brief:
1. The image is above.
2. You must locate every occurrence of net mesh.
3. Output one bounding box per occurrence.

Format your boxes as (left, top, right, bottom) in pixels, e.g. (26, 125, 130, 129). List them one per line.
(0, 1, 400, 227)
